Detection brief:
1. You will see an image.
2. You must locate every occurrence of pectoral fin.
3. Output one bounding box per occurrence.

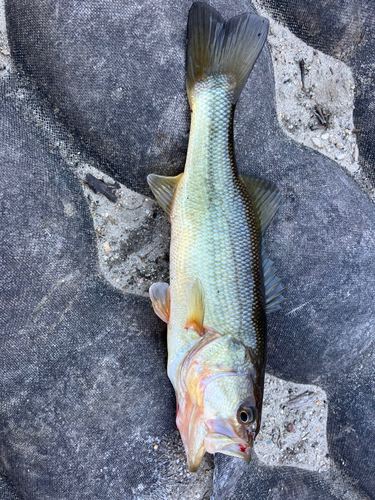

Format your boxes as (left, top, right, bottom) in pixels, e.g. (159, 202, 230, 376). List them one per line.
(185, 279, 205, 335)
(147, 173, 183, 221)
(149, 282, 170, 323)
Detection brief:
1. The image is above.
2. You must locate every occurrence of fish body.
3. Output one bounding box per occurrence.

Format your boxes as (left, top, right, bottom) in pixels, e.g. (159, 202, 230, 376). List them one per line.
(148, 2, 284, 472)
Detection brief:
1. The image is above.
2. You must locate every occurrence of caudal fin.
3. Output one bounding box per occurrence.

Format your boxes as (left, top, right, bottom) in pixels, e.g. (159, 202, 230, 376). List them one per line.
(186, 2, 269, 106)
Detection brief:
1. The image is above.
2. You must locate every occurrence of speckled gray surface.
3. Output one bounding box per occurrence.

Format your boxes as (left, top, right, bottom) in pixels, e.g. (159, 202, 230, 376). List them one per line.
(0, 93, 188, 499)
(256, 0, 375, 188)
(1, 0, 375, 499)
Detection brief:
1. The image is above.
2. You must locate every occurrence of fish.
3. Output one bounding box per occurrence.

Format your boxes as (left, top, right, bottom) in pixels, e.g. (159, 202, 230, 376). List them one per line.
(147, 2, 284, 472)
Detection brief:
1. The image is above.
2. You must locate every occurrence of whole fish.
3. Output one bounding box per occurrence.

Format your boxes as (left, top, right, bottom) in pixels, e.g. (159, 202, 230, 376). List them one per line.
(147, 2, 284, 472)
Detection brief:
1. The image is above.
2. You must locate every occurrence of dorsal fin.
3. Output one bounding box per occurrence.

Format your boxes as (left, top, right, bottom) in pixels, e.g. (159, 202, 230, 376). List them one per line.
(240, 175, 281, 235)
(149, 282, 170, 323)
(262, 247, 285, 313)
(147, 173, 183, 220)
(240, 175, 285, 313)
(185, 279, 205, 335)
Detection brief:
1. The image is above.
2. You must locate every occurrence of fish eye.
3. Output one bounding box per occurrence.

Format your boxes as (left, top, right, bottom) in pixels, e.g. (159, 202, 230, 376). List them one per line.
(237, 405, 257, 425)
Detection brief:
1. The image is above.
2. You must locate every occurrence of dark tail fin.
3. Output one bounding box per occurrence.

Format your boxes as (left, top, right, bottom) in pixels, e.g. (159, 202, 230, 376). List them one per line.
(186, 2, 269, 106)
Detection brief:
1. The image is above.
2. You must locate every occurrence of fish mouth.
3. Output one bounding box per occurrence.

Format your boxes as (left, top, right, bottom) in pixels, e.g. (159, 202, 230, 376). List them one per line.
(204, 432, 252, 461)
(204, 418, 253, 461)
(186, 432, 251, 472)
(180, 412, 253, 472)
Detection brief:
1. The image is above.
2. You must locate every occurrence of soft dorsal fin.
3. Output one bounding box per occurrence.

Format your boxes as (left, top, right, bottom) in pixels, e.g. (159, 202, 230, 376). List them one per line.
(240, 175, 281, 235)
(147, 173, 183, 220)
(240, 175, 285, 313)
(185, 279, 205, 335)
(149, 282, 170, 323)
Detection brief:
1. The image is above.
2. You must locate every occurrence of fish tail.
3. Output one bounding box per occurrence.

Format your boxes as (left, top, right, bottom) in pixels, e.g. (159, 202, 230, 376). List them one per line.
(186, 2, 269, 106)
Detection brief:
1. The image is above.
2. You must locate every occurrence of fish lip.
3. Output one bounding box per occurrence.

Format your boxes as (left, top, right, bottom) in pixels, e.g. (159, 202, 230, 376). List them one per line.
(204, 419, 254, 460)
(184, 428, 252, 472)
(204, 431, 252, 460)
(217, 445, 252, 461)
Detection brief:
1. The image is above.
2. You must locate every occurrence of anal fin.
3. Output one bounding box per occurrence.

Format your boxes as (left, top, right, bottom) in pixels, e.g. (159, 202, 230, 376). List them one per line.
(147, 173, 183, 221)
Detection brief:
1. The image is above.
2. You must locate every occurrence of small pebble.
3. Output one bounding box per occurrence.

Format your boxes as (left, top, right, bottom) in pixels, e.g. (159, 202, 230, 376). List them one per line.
(335, 152, 347, 160)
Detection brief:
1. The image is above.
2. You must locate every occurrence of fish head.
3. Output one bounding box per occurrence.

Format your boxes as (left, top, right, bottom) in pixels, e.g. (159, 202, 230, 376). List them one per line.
(176, 334, 263, 472)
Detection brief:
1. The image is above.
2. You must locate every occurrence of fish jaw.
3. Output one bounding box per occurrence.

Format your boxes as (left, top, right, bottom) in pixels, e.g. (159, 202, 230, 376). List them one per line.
(205, 436, 252, 461)
(204, 418, 254, 461)
(176, 392, 254, 471)
(176, 398, 206, 472)
(175, 354, 209, 472)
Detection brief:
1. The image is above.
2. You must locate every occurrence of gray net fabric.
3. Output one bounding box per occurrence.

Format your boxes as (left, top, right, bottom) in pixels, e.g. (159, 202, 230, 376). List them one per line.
(1, 0, 375, 499)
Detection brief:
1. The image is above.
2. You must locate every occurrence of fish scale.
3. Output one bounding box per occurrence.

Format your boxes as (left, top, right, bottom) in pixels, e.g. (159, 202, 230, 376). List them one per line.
(168, 77, 264, 382)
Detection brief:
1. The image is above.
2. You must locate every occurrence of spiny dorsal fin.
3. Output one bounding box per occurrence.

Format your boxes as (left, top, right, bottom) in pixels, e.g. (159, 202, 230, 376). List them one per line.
(149, 282, 170, 323)
(186, 3, 269, 106)
(147, 173, 183, 220)
(240, 175, 281, 235)
(262, 247, 285, 313)
(185, 279, 205, 335)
